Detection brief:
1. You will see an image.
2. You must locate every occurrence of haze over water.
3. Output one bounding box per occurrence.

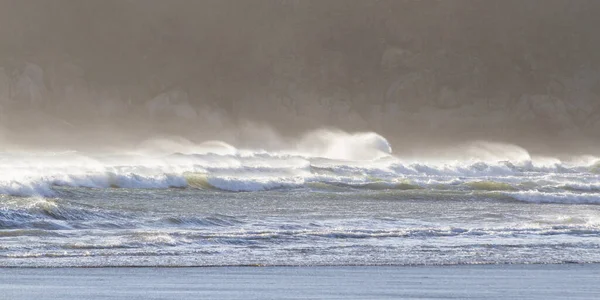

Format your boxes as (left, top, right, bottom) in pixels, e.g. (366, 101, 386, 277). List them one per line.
(1, 1, 600, 267)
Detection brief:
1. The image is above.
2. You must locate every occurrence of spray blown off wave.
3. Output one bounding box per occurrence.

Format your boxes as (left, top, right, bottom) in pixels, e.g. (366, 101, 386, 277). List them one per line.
(0, 130, 599, 204)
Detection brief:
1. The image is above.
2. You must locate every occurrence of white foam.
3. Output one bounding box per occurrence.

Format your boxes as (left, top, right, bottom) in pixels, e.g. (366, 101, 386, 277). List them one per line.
(0, 179, 55, 197)
(505, 191, 600, 204)
(556, 182, 600, 191)
(1, 132, 600, 198)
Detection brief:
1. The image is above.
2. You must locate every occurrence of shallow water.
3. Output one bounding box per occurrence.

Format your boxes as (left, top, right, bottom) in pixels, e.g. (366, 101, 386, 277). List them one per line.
(1, 188, 600, 267)
(2, 265, 600, 300)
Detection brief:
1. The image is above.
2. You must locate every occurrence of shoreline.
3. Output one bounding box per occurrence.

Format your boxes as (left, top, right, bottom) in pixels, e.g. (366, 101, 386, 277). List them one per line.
(3, 263, 599, 300)
(1, 261, 598, 269)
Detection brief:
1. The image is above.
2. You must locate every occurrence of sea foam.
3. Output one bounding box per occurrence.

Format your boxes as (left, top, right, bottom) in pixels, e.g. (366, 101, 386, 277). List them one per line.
(0, 133, 599, 203)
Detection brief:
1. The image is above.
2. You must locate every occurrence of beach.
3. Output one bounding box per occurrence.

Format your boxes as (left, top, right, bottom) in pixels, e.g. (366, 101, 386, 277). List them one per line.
(2, 264, 600, 300)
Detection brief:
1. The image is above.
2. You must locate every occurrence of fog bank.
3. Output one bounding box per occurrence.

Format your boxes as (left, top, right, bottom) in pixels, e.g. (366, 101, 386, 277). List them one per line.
(0, 0, 599, 155)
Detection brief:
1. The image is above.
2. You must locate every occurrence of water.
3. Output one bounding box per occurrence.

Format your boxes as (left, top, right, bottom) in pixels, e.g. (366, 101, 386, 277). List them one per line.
(1, 138, 600, 267)
(4, 265, 600, 300)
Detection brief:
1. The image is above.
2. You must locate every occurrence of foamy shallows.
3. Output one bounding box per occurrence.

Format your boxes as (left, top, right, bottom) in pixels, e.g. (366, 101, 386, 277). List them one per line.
(1, 134, 600, 267)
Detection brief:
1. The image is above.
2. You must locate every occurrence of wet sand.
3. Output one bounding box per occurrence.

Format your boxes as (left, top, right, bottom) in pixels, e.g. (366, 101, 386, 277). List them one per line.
(2, 264, 600, 300)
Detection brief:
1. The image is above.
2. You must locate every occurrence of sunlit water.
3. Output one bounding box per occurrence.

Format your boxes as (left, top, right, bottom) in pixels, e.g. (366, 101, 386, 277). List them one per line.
(1, 135, 600, 267)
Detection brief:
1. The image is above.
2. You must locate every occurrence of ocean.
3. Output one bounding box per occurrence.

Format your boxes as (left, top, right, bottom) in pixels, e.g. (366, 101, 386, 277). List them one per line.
(1, 136, 600, 268)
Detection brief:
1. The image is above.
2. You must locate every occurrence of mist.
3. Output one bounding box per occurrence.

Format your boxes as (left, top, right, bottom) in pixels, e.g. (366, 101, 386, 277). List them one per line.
(0, 0, 599, 156)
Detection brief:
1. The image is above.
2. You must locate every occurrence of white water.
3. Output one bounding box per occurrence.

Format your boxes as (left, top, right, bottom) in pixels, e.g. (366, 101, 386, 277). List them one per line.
(2, 131, 600, 267)
(0, 130, 599, 203)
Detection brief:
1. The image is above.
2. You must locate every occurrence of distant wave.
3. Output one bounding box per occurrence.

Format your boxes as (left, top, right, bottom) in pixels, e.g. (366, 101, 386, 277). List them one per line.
(504, 191, 600, 204)
(0, 197, 243, 230)
(0, 133, 600, 203)
(294, 130, 392, 160)
(0, 152, 597, 201)
(465, 181, 516, 191)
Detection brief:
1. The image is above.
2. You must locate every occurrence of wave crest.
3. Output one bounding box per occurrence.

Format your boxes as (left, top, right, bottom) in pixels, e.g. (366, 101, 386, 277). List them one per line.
(295, 129, 392, 160)
(1, 133, 600, 204)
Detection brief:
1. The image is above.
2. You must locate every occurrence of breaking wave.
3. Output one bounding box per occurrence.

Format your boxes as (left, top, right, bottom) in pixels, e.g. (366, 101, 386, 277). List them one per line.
(0, 197, 244, 230)
(504, 191, 600, 204)
(466, 181, 516, 191)
(0, 131, 599, 203)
